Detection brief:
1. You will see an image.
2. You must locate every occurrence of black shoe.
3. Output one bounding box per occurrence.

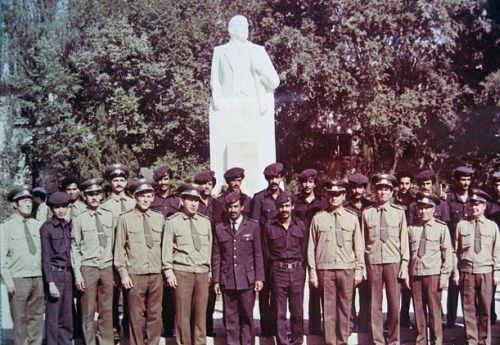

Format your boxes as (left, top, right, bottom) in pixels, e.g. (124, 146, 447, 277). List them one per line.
(207, 332, 217, 337)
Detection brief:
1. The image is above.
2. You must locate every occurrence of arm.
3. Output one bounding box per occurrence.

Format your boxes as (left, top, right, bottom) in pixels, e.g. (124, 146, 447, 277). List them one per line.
(0, 223, 15, 294)
(353, 216, 365, 285)
(439, 224, 454, 289)
(210, 48, 223, 111)
(250, 194, 262, 225)
(162, 219, 176, 287)
(399, 211, 409, 279)
(307, 218, 319, 287)
(252, 46, 280, 91)
(253, 223, 265, 291)
(70, 216, 85, 291)
(40, 223, 54, 283)
(114, 215, 132, 289)
(492, 223, 500, 285)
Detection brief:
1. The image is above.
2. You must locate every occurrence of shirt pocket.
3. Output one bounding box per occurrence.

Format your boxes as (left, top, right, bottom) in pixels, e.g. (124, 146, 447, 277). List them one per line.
(459, 232, 472, 249)
(151, 227, 162, 243)
(129, 228, 145, 243)
(51, 232, 65, 252)
(366, 223, 378, 244)
(269, 228, 285, 251)
(290, 227, 305, 248)
(386, 218, 400, 237)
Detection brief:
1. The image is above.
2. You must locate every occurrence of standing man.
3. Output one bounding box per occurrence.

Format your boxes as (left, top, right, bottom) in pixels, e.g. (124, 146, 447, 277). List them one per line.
(61, 177, 86, 222)
(194, 170, 218, 337)
(33, 187, 51, 221)
(362, 173, 409, 345)
(264, 191, 308, 345)
(250, 162, 284, 337)
(308, 181, 364, 345)
(150, 165, 180, 337)
(214, 167, 252, 224)
(343, 173, 372, 332)
(487, 171, 500, 324)
(0, 186, 44, 345)
(394, 171, 414, 220)
(115, 179, 165, 345)
(40, 192, 73, 345)
(213, 191, 264, 344)
(454, 189, 500, 345)
(101, 163, 135, 340)
(71, 178, 115, 345)
(408, 192, 453, 345)
(293, 169, 326, 335)
(163, 184, 212, 345)
(446, 166, 474, 328)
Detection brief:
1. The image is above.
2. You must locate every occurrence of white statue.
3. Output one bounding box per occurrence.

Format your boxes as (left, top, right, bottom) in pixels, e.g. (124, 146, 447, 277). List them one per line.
(209, 15, 280, 196)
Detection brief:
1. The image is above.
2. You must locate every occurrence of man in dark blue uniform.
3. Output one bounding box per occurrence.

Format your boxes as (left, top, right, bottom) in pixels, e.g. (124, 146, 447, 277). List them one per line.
(213, 191, 264, 345)
(293, 169, 326, 335)
(250, 162, 284, 337)
(214, 167, 252, 224)
(263, 191, 308, 345)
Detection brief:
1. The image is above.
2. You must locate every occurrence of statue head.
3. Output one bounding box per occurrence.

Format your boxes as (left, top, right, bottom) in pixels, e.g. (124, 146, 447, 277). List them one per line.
(228, 15, 249, 42)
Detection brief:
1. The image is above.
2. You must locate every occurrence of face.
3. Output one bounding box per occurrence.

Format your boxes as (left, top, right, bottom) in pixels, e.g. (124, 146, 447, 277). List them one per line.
(182, 196, 200, 216)
(14, 198, 33, 217)
(201, 180, 214, 196)
(456, 176, 471, 191)
(33, 196, 43, 205)
(349, 183, 366, 200)
(228, 177, 243, 192)
(327, 191, 345, 210)
(157, 175, 170, 192)
(278, 200, 294, 220)
(495, 182, 500, 197)
(65, 183, 80, 201)
(375, 186, 393, 204)
(398, 177, 412, 194)
(111, 177, 127, 194)
(470, 201, 486, 218)
(229, 19, 249, 42)
(267, 174, 283, 191)
(52, 205, 69, 220)
(226, 200, 243, 221)
(419, 179, 433, 193)
(135, 192, 154, 212)
(83, 191, 102, 210)
(301, 178, 315, 195)
(417, 204, 435, 223)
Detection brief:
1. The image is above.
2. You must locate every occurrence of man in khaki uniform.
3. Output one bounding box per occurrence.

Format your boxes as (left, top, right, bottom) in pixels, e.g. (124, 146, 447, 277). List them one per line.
(308, 180, 364, 345)
(453, 189, 500, 345)
(0, 186, 44, 345)
(362, 173, 409, 345)
(408, 192, 453, 345)
(163, 184, 212, 345)
(61, 177, 86, 222)
(71, 178, 115, 345)
(115, 179, 165, 345)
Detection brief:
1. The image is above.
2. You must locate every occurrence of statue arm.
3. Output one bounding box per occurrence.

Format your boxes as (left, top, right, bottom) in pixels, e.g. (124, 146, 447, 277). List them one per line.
(252, 45, 280, 91)
(210, 48, 223, 111)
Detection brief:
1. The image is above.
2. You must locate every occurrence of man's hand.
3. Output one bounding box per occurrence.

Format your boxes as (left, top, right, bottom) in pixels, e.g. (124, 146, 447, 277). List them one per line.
(121, 277, 133, 290)
(167, 275, 177, 289)
(7, 286, 16, 296)
(208, 272, 213, 284)
(439, 279, 447, 290)
(214, 283, 221, 295)
(494, 277, 500, 286)
(452, 273, 460, 286)
(310, 276, 319, 289)
(404, 277, 411, 291)
(75, 277, 86, 292)
(254, 281, 263, 292)
(355, 277, 363, 287)
(49, 282, 60, 298)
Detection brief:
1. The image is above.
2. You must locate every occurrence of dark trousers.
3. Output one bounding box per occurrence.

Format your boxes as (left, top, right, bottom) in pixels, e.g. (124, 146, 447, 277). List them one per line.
(80, 266, 114, 345)
(447, 276, 460, 325)
(174, 270, 209, 345)
(411, 275, 443, 345)
(259, 280, 275, 336)
(318, 269, 354, 345)
(354, 280, 371, 330)
(308, 284, 322, 334)
(271, 266, 305, 345)
(127, 274, 163, 345)
(162, 286, 176, 336)
(400, 284, 412, 325)
(9, 277, 44, 345)
(367, 263, 401, 345)
(460, 272, 493, 345)
(45, 271, 73, 345)
(113, 286, 129, 337)
(222, 288, 256, 345)
(206, 282, 217, 335)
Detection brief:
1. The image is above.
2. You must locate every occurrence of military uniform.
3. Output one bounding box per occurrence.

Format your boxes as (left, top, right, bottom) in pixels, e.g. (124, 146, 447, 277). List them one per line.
(408, 212, 453, 345)
(308, 205, 364, 345)
(214, 192, 251, 223)
(71, 190, 115, 345)
(1, 209, 44, 345)
(64, 199, 86, 222)
(163, 208, 212, 345)
(151, 192, 181, 218)
(213, 215, 264, 345)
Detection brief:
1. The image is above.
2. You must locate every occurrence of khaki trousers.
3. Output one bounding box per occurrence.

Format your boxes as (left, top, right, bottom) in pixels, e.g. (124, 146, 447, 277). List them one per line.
(411, 275, 443, 345)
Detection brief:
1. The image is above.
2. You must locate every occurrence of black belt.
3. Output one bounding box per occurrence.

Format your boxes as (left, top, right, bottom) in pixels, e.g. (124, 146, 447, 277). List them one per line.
(50, 265, 72, 272)
(273, 261, 302, 270)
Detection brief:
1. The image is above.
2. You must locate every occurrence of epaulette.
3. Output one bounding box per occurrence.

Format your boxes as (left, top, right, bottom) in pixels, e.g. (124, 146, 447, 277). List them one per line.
(197, 213, 211, 221)
(120, 208, 134, 216)
(167, 212, 181, 221)
(390, 203, 405, 210)
(0, 214, 15, 225)
(245, 217, 258, 224)
(102, 196, 112, 204)
(149, 209, 163, 216)
(363, 205, 375, 211)
(344, 208, 357, 216)
(435, 219, 447, 225)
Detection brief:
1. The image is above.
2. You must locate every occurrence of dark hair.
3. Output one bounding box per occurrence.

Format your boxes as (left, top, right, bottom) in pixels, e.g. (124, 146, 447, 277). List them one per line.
(61, 177, 80, 191)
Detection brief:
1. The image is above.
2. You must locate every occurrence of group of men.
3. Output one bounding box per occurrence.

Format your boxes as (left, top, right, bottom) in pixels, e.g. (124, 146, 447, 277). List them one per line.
(1, 162, 500, 345)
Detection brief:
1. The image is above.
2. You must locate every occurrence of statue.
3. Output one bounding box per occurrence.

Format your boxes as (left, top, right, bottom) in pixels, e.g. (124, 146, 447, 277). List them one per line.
(209, 15, 280, 196)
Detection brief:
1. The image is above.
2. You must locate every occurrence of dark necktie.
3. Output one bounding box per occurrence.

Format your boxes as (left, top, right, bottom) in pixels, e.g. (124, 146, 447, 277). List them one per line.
(23, 219, 36, 255)
(474, 219, 481, 254)
(335, 212, 344, 247)
(143, 214, 154, 249)
(417, 224, 427, 258)
(232, 221, 237, 233)
(120, 198, 127, 213)
(95, 213, 107, 247)
(379, 208, 389, 242)
(190, 218, 202, 251)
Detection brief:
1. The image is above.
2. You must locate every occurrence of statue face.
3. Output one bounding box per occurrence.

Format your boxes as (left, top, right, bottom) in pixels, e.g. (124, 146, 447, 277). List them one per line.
(228, 16, 248, 42)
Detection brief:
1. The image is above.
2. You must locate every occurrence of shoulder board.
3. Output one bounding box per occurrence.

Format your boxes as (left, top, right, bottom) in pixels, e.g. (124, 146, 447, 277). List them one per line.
(166, 212, 181, 221)
(314, 210, 327, 217)
(344, 208, 357, 216)
(363, 205, 374, 211)
(0, 214, 15, 224)
(435, 219, 447, 225)
(197, 213, 210, 221)
(101, 196, 112, 203)
(245, 217, 258, 224)
(149, 209, 163, 216)
(390, 203, 405, 210)
(120, 208, 134, 216)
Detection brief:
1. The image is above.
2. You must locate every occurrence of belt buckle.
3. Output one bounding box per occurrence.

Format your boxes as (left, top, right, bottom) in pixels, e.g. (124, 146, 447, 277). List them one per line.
(287, 263, 293, 270)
